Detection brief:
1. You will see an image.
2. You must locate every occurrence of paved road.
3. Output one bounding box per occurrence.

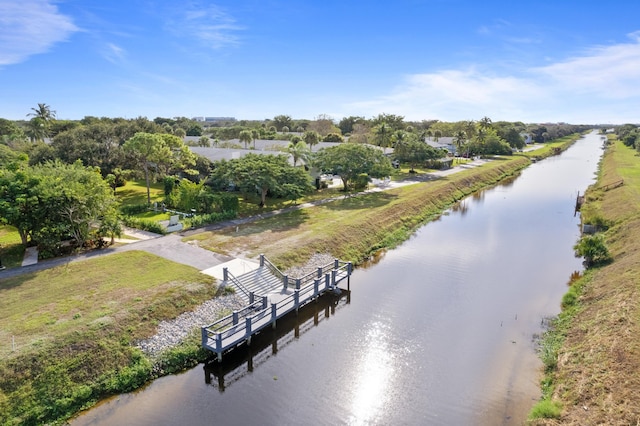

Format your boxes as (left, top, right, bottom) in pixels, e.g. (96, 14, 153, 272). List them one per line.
(0, 158, 495, 279)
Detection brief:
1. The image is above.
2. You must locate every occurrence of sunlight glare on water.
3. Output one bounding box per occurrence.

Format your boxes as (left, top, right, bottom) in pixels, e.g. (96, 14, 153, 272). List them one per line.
(347, 320, 394, 426)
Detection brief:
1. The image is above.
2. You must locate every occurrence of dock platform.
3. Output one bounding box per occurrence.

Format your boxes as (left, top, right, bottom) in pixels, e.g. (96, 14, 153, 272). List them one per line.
(201, 254, 352, 361)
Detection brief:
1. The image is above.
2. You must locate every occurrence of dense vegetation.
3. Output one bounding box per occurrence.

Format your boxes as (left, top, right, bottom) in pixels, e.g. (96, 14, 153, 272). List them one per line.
(0, 107, 590, 260)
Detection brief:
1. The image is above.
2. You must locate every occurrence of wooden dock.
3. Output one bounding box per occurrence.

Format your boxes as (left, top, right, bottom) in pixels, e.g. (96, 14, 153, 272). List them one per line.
(201, 254, 352, 361)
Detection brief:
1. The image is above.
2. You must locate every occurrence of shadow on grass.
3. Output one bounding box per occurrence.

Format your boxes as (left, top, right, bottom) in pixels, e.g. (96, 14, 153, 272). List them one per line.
(323, 191, 399, 211)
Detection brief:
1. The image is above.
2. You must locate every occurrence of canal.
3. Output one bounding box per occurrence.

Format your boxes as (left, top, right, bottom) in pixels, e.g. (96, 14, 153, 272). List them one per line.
(73, 131, 603, 425)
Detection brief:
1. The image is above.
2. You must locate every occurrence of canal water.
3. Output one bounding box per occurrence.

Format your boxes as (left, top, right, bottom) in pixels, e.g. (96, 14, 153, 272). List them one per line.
(73, 132, 603, 425)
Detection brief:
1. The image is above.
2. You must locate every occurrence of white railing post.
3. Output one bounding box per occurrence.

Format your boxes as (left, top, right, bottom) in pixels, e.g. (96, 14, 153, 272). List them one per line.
(201, 328, 208, 348)
(283, 275, 288, 290)
(294, 289, 300, 312)
(296, 278, 301, 290)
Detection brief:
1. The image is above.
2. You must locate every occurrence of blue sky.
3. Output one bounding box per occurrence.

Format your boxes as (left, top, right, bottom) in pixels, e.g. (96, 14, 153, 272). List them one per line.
(1, 0, 640, 124)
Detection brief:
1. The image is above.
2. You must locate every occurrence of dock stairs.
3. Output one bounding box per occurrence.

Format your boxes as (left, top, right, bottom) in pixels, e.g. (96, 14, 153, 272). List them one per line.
(202, 254, 352, 361)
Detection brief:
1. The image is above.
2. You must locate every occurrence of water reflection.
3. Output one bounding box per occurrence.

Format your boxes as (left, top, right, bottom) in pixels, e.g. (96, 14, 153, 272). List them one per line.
(347, 321, 394, 425)
(203, 291, 350, 392)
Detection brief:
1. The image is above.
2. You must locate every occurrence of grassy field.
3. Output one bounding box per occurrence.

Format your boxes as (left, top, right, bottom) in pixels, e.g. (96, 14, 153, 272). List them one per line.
(530, 138, 640, 423)
(0, 251, 217, 425)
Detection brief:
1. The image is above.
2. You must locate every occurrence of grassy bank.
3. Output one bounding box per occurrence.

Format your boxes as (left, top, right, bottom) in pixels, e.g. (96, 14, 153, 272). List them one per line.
(0, 252, 217, 426)
(186, 156, 531, 269)
(530, 138, 640, 424)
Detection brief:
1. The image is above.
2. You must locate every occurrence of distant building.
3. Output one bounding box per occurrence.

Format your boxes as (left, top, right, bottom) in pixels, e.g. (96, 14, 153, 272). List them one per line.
(192, 117, 237, 123)
(425, 136, 456, 154)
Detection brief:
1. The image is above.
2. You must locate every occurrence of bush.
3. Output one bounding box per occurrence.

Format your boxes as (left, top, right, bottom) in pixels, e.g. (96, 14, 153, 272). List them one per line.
(121, 217, 166, 234)
(119, 203, 149, 216)
(323, 133, 344, 142)
(573, 234, 612, 267)
(352, 173, 370, 190)
(183, 211, 237, 229)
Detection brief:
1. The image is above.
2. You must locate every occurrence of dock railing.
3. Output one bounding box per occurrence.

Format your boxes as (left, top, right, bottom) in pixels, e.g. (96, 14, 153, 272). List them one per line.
(260, 254, 285, 281)
(223, 268, 251, 301)
(290, 259, 352, 290)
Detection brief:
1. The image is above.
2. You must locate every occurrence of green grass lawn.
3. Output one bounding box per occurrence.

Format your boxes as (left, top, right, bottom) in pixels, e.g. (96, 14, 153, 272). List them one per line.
(115, 180, 165, 206)
(0, 226, 25, 268)
(0, 251, 215, 360)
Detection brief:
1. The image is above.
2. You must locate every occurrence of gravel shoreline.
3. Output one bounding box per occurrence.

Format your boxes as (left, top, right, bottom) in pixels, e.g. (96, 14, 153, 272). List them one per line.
(136, 253, 336, 358)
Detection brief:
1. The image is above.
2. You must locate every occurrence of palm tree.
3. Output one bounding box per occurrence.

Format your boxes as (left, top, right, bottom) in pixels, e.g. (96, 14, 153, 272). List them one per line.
(27, 103, 56, 122)
(239, 129, 253, 149)
(302, 130, 320, 151)
(479, 116, 492, 131)
(251, 129, 260, 149)
(375, 123, 389, 147)
(287, 141, 310, 166)
(26, 103, 56, 141)
(453, 131, 466, 160)
(391, 130, 406, 148)
(25, 117, 47, 142)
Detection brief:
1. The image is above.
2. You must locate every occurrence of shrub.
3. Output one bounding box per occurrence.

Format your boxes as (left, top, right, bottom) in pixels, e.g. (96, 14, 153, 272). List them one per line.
(573, 234, 612, 267)
(121, 217, 166, 234)
(119, 203, 149, 216)
(323, 133, 344, 142)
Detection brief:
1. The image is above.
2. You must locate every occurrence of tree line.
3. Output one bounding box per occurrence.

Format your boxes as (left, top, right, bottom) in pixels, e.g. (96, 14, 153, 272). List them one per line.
(0, 105, 593, 258)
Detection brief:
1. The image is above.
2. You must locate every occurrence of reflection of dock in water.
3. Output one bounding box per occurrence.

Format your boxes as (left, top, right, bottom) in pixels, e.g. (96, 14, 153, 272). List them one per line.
(204, 290, 350, 392)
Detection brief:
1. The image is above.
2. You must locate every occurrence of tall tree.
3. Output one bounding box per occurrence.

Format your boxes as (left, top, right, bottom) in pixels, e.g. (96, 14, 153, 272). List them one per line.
(313, 144, 394, 191)
(220, 153, 312, 207)
(453, 131, 467, 158)
(375, 123, 389, 147)
(479, 116, 493, 131)
(124, 133, 169, 205)
(123, 133, 194, 205)
(272, 115, 293, 132)
(27, 103, 56, 122)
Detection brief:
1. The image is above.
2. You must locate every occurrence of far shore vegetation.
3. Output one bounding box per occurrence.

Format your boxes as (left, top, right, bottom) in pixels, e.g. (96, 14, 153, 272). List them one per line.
(528, 135, 640, 423)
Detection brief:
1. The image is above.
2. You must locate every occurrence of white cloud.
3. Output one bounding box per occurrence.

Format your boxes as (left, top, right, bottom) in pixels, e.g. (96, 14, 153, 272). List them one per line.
(347, 68, 545, 122)
(103, 43, 126, 64)
(534, 31, 640, 98)
(0, 0, 79, 65)
(345, 32, 640, 123)
(167, 2, 244, 49)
